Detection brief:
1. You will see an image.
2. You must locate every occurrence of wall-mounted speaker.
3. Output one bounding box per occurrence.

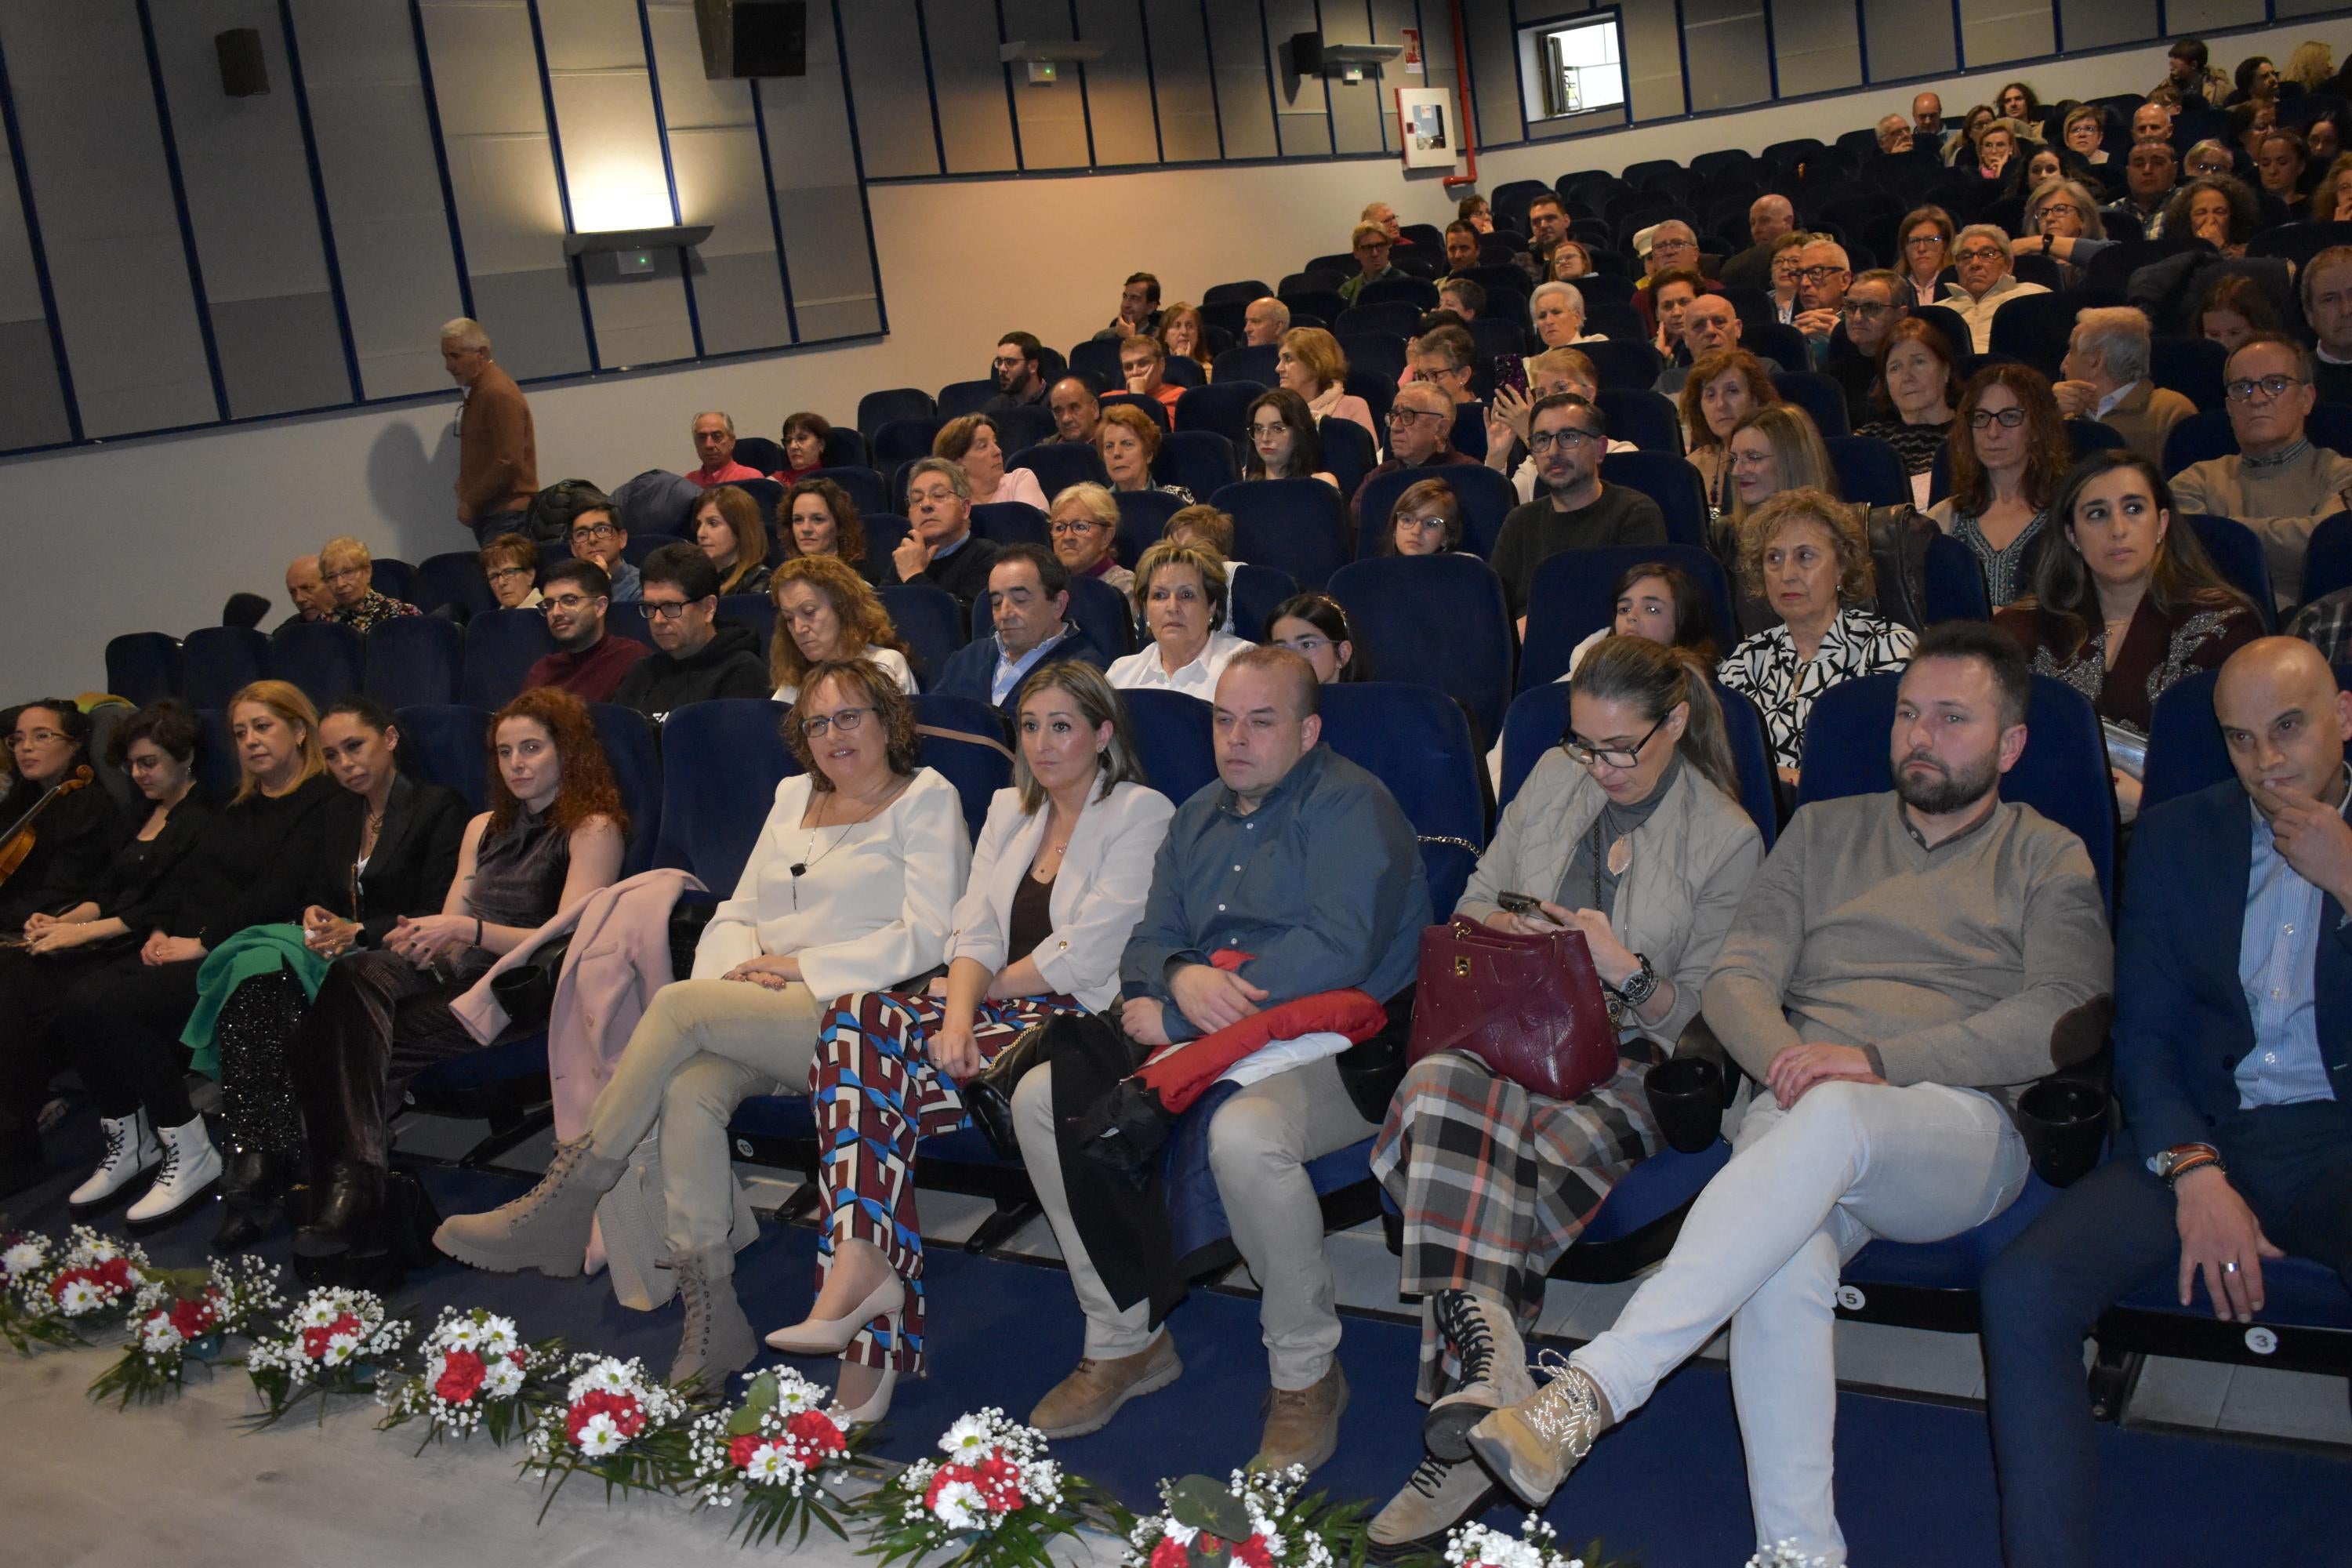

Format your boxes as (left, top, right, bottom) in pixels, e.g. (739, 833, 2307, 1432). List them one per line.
(695, 0, 807, 79)
(216, 28, 268, 97)
(1287, 31, 1324, 76)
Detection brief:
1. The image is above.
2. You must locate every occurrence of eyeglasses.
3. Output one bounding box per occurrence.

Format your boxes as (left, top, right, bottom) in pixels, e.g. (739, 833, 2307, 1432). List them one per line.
(2225, 373, 2304, 401)
(642, 599, 700, 622)
(1968, 408, 2029, 430)
(486, 565, 531, 583)
(1049, 520, 1106, 536)
(1797, 264, 1849, 281)
(570, 522, 619, 543)
(1841, 301, 1893, 319)
(1650, 238, 1695, 254)
(1528, 428, 1597, 452)
(1248, 422, 1290, 439)
(321, 564, 368, 585)
(1904, 234, 1945, 249)
(1563, 715, 1667, 771)
(7, 729, 65, 750)
(541, 593, 597, 614)
(800, 706, 874, 739)
(1955, 248, 2005, 263)
(1386, 408, 1446, 426)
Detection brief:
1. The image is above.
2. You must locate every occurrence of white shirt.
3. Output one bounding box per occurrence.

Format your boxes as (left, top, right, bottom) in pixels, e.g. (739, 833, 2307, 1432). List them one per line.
(1105, 629, 1254, 697)
(2094, 379, 2140, 420)
(772, 646, 917, 706)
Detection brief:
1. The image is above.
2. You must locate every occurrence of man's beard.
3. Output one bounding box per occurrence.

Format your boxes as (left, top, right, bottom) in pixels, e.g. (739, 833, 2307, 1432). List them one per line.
(1892, 749, 1998, 815)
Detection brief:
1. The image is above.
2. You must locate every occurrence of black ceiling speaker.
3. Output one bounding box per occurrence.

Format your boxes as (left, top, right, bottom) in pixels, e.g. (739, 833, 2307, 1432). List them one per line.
(695, 0, 808, 78)
(216, 27, 268, 97)
(1288, 31, 1324, 75)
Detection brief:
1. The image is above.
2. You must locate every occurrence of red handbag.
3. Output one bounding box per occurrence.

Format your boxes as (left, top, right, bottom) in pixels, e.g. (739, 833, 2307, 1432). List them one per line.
(1406, 917, 1621, 1102)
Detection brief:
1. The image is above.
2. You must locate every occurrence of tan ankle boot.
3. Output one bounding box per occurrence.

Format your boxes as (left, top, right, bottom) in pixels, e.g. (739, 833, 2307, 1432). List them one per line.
(434, 1138, 627, 1277)
(1422, 1287, 1537, 1461)
(1253, 1362, 1348, 1474)
(1029, 1331, 1181, 1439)
(1466, 1355, 1608, 1504)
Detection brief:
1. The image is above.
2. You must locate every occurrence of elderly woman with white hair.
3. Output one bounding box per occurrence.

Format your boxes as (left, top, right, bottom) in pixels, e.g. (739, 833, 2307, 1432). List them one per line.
(1530, 281, 1608, 351)
(1940, 224, 2050, 352)
(2009, 180, 2114, 288)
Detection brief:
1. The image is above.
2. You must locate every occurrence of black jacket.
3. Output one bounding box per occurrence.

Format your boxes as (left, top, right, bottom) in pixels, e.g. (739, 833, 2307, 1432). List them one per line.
(0, 775, 125, 931)
(330, 775, 471, 946)
(880, 533, 1004, 609)
(931, 626, 1109, 728)
(609, 622, 772, 719)
(89, 793, 217, 939)
(165, 772, 346, 945)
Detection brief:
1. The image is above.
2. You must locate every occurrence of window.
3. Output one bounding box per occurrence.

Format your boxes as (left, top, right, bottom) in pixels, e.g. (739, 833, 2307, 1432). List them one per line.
(1519, 13, 1627, 124)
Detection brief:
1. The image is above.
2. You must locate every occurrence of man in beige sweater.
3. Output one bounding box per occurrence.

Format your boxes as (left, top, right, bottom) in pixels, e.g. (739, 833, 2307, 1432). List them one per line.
(2051, 307, 2195, 468)
(1461, 623, 2114, 1567)
(442, 317, 539, 548)
(2170, 333, 2352, 607)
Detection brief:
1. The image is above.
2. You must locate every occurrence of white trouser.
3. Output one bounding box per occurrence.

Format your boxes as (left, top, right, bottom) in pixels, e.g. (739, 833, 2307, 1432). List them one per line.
(1570, 1079, 2027, 1565)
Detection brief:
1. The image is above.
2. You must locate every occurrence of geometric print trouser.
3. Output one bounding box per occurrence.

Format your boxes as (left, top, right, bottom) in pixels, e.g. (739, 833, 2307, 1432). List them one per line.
(810, 989, 1082, 1374)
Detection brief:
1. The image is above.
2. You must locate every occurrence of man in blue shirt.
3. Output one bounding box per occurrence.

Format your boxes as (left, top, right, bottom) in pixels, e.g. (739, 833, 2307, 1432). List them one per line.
(1012, 648, 1429, 1475)
(1983, 637, 2352, 1568)
(931, 545, 1105, 725)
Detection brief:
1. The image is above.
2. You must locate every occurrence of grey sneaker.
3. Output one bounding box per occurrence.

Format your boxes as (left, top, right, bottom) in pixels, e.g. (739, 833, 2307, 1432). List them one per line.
(1367, 1454, 1501, 1558)
(1465, 1355, 1608, 1506)
(1422, 1287, 1538, 1461)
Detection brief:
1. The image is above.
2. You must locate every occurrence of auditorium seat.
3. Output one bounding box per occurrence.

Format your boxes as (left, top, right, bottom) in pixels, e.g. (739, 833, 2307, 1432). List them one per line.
(1328, 554, 1515, 743)
(879, 583, 966, 688)
(858, 388, 935, 437)
(1770, 370, 1853, 439)
(1156, 430, 1240, 500)
(804, 465, 890, 518)
(1174, 382, 1263, 445)
(1212, 479, 1350, 590)
(1230, 564, 1299, 644)
(716, 593, 777, 657)
(1010, 443, 1106, 499)
(969, 501, 1051, 549)
(1319, 681, 1487, 915)
(909, 695, 1012, 838)
(652, 699, 798, 892)
(392, 704, 492, 811)
(105, 632, 181, 706)
(2185, 514, 2278, 630)
(1123, 688, 1217, 804)
(1595, 387, 1686, 456)
(180, 626, 270, 711)
(936, 378, 996, 419)
(1350, 464, 1519, 558)
(1319, 416, 1378, 500)
(362, 616, 463, 709)
(587, 702, 662, 877)
(416, 552, 499, 622)
(457, 608, 557, 710)
(1598, 451, 1711, 548)
(1516, 543, 1737, 691)
(1112, 488, 1185, 568)
(1825, 434, 1911, 507)
(873, 417, 947, 471)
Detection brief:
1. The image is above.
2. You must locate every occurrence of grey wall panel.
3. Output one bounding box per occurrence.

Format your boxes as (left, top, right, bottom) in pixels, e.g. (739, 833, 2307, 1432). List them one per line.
(0, 1, 215, 437)
(2055, 0, 2156, 52)
(1076, 0, 1160, 165)
(1956, 0, 2053, 70)
(416, 0, 590, 379)
(1313, 2, 1387, 156)
(1858, 0, 1954, 83)
(1261, 0, 1334, 158)
(644, 0, 789, 354)
(1681, 0, 1770, 113)
(759, 2, 878, 340)
(1773, 1, 1861, 100)
(2165, 0, 2264, 31)
(1142, 0, 1220, 161)
(1003, 0, 1092, 169)
(838, 0, 939, 179)
(288, 0, 464, 401)
(0, 100, 72, 448)
(1621, 0, 1685, 120)
(1462, 0, 1523, 148)
(1202, 0, 1277, 158)
(1365, 0, 1429, 154)
(150, 0, 348, 418)
(924, 1, 1019, 174)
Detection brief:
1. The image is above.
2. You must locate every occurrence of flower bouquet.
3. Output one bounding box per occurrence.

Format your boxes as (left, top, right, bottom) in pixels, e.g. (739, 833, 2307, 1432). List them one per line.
(242, 1284, 412, 1427)
(1119, 1466, 1369, 1568)
(682, 1368, 878, 1546)
(853, 1407, 1113, 1568)
(1449, 1515, 1635, 1568)
(89, 1253, 285, 1406)
(0, 1226, 150, 1355)
(1744, 1544, 1829, 1568)
(376, 1305, 562, 1450)
(519, 1353, 695, 1521)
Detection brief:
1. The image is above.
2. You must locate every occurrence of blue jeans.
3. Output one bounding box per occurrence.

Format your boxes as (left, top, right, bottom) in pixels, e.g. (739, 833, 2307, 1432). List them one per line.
(1980, 1102, 2352, 1568)
(468, 509, 532, 550)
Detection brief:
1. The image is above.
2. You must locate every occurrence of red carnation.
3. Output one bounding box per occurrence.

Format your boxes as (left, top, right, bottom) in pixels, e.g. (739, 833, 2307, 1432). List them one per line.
(435, 1348, 488, 1403)
(783, 1410, 845, 1462)
(168, 1291, 220, 1338)
(566, 1388, 645, 1446)
(729, 1432, 769, 1471)
(975, 1450, 1025, 1512)
(1152, 1537, 1192, 1568)
(94, 1256, 134, 1290)
(924, 1461, 980, 1509)
(1235, 1534, 1274, 1568)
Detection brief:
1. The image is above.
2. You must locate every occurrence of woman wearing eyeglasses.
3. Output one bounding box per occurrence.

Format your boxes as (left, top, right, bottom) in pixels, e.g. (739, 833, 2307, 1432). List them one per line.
(437, 662, 967, 1396)
(2007, 180, 2113, 290)
(1896, 206, 1956, 309)
(1940, 225, 2051, 354)
(478, 533, 542, 610)
(0, 700, 122, 939)
(1926, 365, 2072, 608)
(1363, 635, 1762, 1555)
(1047, 484, 1136, 608)
(1265, 593, 1365, 682)
(1243, 388, 1339, 489)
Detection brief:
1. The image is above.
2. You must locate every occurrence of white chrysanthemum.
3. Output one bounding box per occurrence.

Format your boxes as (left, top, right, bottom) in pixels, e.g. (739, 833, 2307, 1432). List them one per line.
(1161, 1523, 1199, 1548)
(484, 1358, 526, 1399)
(320, 1331, 359, 1367)
(775, 1379, 820, 1415)
(2, 1240, 45, 1277)
(574, 1412, 626, 1457)
(140, 1317, 184, 1354)
(57, 1279, 103, 1315)
(299, 1297, 343, 1327)
(743, 1442, 806, 1483)
(931, 1479, 986, 1532)
(938, 1412, 993, 1459)
(441, 1317, 483, 1352)
(585, 1358, 635, 1394)
(477, 1315, 519, 1356)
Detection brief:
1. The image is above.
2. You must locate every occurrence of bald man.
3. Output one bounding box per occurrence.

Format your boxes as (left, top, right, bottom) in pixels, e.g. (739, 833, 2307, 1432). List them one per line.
(279, 555, 334, 633)
(1721, 194, 1795, 292)
(1984, 635, 2352, 1568)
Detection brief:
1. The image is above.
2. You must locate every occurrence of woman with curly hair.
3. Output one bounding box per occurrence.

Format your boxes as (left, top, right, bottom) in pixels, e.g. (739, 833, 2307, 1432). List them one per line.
(1717, 489, 1917, 782)
(770, 554, 918, 703)
(1680, 349, 1780, 521)
(782, 477, 881, 583)
(1928, 364, 2073, 607)
(437, 662, 968, 1395)
(292, 687, 626, 1257)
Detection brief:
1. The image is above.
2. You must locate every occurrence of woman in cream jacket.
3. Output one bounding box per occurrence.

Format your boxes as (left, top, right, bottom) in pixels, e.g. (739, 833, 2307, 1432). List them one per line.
(790, 662, 1174, 1420)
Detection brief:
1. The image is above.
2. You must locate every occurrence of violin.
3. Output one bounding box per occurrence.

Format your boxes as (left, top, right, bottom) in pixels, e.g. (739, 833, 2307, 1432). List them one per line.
(0, 764, 95, 891)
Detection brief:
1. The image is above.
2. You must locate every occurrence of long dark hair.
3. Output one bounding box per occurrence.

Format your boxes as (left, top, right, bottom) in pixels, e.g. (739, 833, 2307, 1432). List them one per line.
(322, 694, 423, 779)
(1242, 387, 1324, 481)
(1948, 364, 2070, 517)
(1610, 561, 1719, 663)
(1265, 593, 1368, 681)
(2013, 450, 2256, 661)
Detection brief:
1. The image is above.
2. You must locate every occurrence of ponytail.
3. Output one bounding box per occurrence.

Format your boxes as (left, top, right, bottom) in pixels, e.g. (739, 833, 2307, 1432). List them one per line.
(1570, 636, 1740, 804)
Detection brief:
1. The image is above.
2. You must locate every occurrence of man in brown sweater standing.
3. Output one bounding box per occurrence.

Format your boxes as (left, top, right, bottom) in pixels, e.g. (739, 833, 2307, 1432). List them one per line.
(442, 317, 539, 548)
(1458, 623, 2113, 1566)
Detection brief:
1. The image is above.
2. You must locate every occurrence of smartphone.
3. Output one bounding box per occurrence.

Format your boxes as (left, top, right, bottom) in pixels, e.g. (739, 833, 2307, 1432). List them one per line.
(1497, 891, 1558, 924)
(1493, 353, 1528, 400)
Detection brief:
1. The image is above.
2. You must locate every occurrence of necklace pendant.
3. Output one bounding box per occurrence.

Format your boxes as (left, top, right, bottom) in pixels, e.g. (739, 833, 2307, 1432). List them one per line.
(1606, 835, 1633, 878)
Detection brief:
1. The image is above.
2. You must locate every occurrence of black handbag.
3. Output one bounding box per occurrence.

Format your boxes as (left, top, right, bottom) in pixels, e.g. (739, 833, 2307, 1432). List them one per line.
(962, 1022, 1055, 1160)
(488, 898, 719, 1033)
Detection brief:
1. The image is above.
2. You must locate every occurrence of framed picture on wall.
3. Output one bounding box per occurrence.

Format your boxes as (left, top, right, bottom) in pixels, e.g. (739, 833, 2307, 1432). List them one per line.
(1395, 86, 1456, 170)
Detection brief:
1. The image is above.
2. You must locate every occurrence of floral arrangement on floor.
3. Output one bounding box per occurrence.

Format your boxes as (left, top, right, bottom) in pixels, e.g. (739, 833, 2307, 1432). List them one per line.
(243, 1284, 412, 1427)
(0, 1225, 150, 1355)
(1744, 1544, 1829, 1567)
(683, 1367, 878, 1545)
(853, 1406, 1113, 1568)
(1448, 1515, 1633, 1568)
(1118, 1465, 1370, 1568)
(89, 1253, 285, 1406)
(376, 1305, 562, 1450)
(520, 1352, 695, 1519)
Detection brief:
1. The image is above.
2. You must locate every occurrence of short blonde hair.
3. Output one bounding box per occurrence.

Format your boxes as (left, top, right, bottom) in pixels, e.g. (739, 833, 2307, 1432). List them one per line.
(1279, 327, 1348, 394)
(1737, 488, 1875, 605)
(1163, 504, 1234, 557)
(1352, 222, 1390, 248)
(1134, 539, 1230, 626)
(1050, 482, 1119, 530)
(319, 535, 371, 568)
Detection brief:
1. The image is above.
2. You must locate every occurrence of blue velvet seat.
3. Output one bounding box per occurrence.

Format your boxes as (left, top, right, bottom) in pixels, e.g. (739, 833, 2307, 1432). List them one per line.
(457, 608, 557, 711)
(416, 551, 499, 622)
(1010, 442, 1107, 499)
(2186, 514, 2278, 630)
(802, 465, 890, 518)
(1156, 430, 1240, 500)
(1516, 543, 1736, 691)
(1328, 554, 1515, 742)
(1112, 489, 1186, 568)
(1210, 479, 1350, 590)
(391, 704, 492, 811)
(1123, 689, 1217, 805)
(1174, 381, 1265, 445)
(362, 615, 462, 709)
(1318, 681, 1486, 914)
(970, 501, 1051, 549)
(858, 387, 935, 437)
(1599, 450, 1710, 548)
(105, 632, 181, 706)
(181, 626, 272, 710)
(1351, 463, 1520, 559)
(878, 584, 966, 691)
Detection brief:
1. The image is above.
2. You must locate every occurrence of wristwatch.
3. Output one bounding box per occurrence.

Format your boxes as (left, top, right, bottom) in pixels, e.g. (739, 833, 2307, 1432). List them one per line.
(2154, 1143, 2226, 1187)
(1615, 953, 1660, 1009)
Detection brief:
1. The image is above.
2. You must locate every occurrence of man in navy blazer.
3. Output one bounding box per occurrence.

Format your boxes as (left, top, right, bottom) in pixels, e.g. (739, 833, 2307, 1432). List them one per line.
(1981, 637, 2352, 1568)
(931, 545, 1105, 727)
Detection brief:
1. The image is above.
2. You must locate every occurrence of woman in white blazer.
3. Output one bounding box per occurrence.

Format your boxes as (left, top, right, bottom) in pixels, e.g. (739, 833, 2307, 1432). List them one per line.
(433, 660, 969, 1397)
(790, 662, 1174, 1420)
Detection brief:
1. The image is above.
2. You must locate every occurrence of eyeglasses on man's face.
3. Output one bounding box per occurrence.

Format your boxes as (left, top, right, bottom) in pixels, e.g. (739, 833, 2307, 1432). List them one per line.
(800, 706, 874, 739)
(1528, 427, 1598, 452)
(2225, 373, 2304, 401)
(642, 598, 701, 622)
(541, 593, 598, 615)
(1385, 407, 1446, 426)
(1798, 264, 1849, 281)
(571, 522, 619, 544)
(1841, 301, 1893, 320)
(1650, 238, 1695, 255)
(1955, 247, 2005, 265)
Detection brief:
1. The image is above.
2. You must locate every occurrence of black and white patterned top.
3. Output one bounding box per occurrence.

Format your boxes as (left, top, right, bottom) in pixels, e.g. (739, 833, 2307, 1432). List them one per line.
(1853, 417, 1951, 477)
(1940, 508, 2051, 608)
(1719, 608, 1918, 772)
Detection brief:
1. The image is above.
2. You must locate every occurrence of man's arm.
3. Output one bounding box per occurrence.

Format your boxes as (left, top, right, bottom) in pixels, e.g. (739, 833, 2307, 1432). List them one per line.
(459, 384, 531, 516)
(1699, 811, 1816, 1080)
(1226, 774, 1425, 1005)
(1120, 813, 1209, 1036)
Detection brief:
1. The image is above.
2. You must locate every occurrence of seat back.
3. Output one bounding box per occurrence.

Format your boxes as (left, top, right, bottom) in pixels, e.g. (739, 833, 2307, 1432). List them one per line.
(1334, 300, 1422, 338)
(1350, 463, 1520, 559)
(392, 704, 493, 811)
(1203, 279, 1272, 307)
(2139, 666, 2227, 814)
(879, 583, 967, 688)
(416, 551, 499, 621)
(457, 608, 558, 710)
(1122, 688, 1217, 806)
(370, 558, 419, 608)
(2187, 514, 2278, 630)
(1359, 274, 1439, 310)
(1100, 391, 1171, 432)
(858, 387, 936, 437)
(1328, 555, 1515, 741)
(873, 417, 948, 472)
(731, 435, 786, 474)
(2160, 408, 2236, 476)
(1582, 339, 1667, 393)
(1595, 387, 1686, 456)
(2300, 510, 2352, 605)
(1318, 416, 1378, 499)
(1770, 370, 1853, 438)
(180, 626, 272, 711)
(1230, 563, 1299, 644)
(1923, 532, 1992, 622)
(1795, 671, 2117, 906)
(1827, 434, 1912, 506)
(1112, 488, 1186, 567)
(1212, 344, 1280, 385)
(1317, 682, 1483, 914)
(936, 378, 996, 419)
(911, 695, 1014, 838)
(1986, 292, 2080, 378)
(1599, 451, 1710, 547)
(802, 465, 890, 518)
(362, 616, 463, 709)
(1211, 479, 1351, 590)
(716, 593, 777, 658)
(1518, 543, 1737, 690)
(1011, 442, 1108, 499)
(587, 702, 663, 876)
(653, 699, 798, 890)
(1174, 381, 1264, 445)
(1156, 429, 1241, 500)
(2149, 335, 2227, 412)
(970, 501, 1051, 549)
(105, 632, 182, 706)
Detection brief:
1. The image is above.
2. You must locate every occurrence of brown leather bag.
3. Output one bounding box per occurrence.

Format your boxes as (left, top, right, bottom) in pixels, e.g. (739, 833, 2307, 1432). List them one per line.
(1406, 917, 1620, 1102)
